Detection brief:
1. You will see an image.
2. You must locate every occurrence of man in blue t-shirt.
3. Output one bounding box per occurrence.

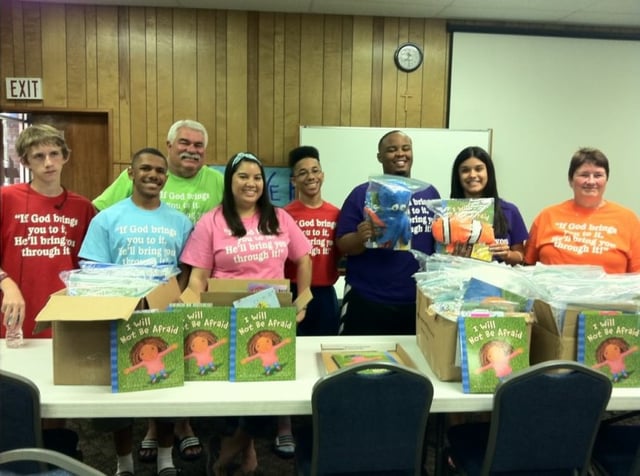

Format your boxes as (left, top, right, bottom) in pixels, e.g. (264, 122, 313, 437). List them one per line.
(80, 147, 192, 476)
(335, 130, 440, 335)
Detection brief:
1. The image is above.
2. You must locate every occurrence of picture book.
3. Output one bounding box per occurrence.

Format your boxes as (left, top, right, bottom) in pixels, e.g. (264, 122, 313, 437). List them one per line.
(318, 343, 417, 374)
(110, 310, 184, 393)
(429, 198, 495, 261)
(461, 277, 532, 313)
(458, 315, 529, 393)
(577, 310, 640, 387)
(233, 287, 281, 308)
(171, 304, 231, 381)
(229, 307, 297, 381)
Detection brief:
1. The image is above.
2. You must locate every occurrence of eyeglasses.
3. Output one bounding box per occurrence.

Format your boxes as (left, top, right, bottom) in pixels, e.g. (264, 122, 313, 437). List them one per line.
(231, 152, 261, 169)
(293, 168, 323, 179)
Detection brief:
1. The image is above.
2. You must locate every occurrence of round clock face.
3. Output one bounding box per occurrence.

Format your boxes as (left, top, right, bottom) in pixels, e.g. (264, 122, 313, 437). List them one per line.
(394, 43, 423, 72)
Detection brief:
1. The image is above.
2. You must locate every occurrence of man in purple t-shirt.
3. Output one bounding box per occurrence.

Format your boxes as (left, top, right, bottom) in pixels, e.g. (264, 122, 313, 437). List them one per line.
(335, 130, 440, 335)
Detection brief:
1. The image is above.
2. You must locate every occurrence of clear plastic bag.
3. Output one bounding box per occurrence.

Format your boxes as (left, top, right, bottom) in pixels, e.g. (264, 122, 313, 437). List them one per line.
(363, 175, 431, 250)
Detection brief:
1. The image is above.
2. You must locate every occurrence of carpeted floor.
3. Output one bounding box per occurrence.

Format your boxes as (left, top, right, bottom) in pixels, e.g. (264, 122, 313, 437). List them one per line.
(68, 415, 437, 475)
(69, 417, 298, 476)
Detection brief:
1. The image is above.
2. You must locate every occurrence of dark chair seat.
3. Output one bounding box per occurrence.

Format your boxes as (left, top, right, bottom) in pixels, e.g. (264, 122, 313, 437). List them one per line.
(295, 361, 434, 476)
(445, 360, 612, 476)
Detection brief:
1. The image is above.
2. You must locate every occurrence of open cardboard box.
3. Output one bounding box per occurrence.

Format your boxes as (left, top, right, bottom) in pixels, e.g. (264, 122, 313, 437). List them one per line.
(34, 277, 181, 385)
(530, 300, 640, 363)
(180, 278, 312, 310)
(416, 287, 534, 382)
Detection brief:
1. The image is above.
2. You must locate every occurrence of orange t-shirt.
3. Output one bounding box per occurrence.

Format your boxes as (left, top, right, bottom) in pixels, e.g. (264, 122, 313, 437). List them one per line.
(524, 200, 640, 274)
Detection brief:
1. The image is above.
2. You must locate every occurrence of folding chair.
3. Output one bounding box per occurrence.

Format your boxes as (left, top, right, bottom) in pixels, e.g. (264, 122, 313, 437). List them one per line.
(446, 360, 612, 476)
(0, 370, 105, 475)
(295, 361, 434, 476)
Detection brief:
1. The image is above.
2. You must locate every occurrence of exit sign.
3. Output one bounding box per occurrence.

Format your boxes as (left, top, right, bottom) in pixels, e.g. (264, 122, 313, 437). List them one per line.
(5, 77, 43, 100)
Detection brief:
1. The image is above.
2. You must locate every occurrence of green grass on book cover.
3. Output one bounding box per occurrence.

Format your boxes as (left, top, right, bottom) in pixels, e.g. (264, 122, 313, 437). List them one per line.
(578, 310, 640, 387)
(231, 307, 296, 381)
(178, 305, 231, 381)
(110, 310, 184, 393)
(458, 315, 529, 394)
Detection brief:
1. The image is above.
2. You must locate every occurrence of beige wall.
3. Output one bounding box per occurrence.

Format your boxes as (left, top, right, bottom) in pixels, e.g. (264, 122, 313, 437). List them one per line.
(1, 1, 450, 176)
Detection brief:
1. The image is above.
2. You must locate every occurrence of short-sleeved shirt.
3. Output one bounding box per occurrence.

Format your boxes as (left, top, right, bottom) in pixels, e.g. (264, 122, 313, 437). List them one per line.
(284, 200, 340, 286)
(93, 166, 224, 224)
(524, 199, 640, 274)
(180, 206, 311, 279)
(0, 184, 95, 338)
(494, 198, 528, 248)
(79, 198, 193, 270)
(336, 182, 441, 304)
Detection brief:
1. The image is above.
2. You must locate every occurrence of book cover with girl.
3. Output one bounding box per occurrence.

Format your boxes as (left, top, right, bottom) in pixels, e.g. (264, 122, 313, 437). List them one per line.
(230, 307, 297, 381)
(458, 315, 529, 393)
(577, 311, 640, 387)
(110, 310, 184, 393)
(174, 304, 231, 381)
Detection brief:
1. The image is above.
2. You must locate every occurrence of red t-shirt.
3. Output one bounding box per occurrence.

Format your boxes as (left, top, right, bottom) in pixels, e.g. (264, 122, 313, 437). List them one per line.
(1, 184, 95, 338)
(284, 200, 340, 286)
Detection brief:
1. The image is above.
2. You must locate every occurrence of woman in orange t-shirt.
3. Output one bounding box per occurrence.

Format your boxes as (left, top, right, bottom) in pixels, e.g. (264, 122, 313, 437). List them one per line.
(525, 147, 640, 273)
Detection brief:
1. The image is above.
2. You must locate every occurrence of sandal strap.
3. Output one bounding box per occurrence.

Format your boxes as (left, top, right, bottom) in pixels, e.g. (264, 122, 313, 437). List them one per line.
(178, 435, 201, 452)
(141, 438, 158, 449)
(275, 434, 295, 447)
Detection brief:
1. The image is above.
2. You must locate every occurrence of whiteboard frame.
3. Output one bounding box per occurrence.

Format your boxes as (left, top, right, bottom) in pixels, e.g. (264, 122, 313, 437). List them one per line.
(299, 125, 492, 209)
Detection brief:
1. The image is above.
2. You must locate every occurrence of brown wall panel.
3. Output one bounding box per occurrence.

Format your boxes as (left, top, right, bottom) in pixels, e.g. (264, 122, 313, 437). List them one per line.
(2, 1, 450, 176)
(66, 6, 87, 108)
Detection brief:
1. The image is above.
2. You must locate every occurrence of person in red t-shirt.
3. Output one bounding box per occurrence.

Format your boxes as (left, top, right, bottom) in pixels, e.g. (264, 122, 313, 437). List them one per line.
(525, 147, 640, 273)
(0, 124, 95, 340)
(270, 146, 342, 459)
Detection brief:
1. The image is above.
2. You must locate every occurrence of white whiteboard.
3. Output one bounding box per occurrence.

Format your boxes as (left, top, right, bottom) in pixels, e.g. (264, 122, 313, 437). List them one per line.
(449, 32, 640, 227)
(299, 126, 493, 208)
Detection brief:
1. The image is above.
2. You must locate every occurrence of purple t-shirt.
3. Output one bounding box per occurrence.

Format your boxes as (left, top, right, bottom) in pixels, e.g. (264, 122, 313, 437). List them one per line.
(336, 182, 440, 304)
(495, 198, 528, 248)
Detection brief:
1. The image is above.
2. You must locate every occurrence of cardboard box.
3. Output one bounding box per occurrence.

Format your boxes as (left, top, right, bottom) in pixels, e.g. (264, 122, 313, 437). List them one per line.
(530, 300, 639, 363)
(181, 278, 313, 311)
(416, 287, 534, 382)
(35, 278, 181, 385)
(416, 288, 462, 381)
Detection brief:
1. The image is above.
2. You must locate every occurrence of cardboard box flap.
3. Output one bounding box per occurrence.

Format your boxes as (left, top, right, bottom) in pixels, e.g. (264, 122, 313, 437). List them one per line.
(35, 293, 141, 323)
(207, 278, 289, 292)
(201, 291, 292, 306)
(532, 299, 560, 336)
(180, 287, 200, 304)
(145, 277, 181, 310)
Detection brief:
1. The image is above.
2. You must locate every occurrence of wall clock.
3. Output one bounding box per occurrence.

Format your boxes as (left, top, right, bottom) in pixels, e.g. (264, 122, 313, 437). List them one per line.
(394, 42, 424, 73)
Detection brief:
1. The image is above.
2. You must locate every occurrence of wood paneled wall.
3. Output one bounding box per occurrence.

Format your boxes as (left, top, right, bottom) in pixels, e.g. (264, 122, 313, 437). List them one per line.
(1, 0, 450, 177)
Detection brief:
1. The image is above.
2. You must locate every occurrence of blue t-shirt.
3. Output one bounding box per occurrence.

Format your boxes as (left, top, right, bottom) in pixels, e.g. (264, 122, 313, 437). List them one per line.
(79, 198, 193, 270)
(336, 182, 440, 304)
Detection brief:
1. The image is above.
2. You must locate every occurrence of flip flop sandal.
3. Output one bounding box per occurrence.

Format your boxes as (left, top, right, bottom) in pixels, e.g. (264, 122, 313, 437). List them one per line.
(157, 467, 181, 476)
(176, 435, 203, 461)
(272, 434, 296, 459)
(137, 438, 158, 463)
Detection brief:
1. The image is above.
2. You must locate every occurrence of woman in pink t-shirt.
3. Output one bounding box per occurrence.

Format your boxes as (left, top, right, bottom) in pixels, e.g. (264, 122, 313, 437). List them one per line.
(181, 152, 311, 476)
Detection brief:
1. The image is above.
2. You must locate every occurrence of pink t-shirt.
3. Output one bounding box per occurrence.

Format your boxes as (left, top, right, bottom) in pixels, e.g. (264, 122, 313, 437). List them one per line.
(180, 206, 311, 279)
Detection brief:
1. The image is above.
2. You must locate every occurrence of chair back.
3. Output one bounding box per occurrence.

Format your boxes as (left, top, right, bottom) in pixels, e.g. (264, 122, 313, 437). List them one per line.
(309, 361, 434, 476)
(481, 360, 612, 476)
(0, 369, 45, 474)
